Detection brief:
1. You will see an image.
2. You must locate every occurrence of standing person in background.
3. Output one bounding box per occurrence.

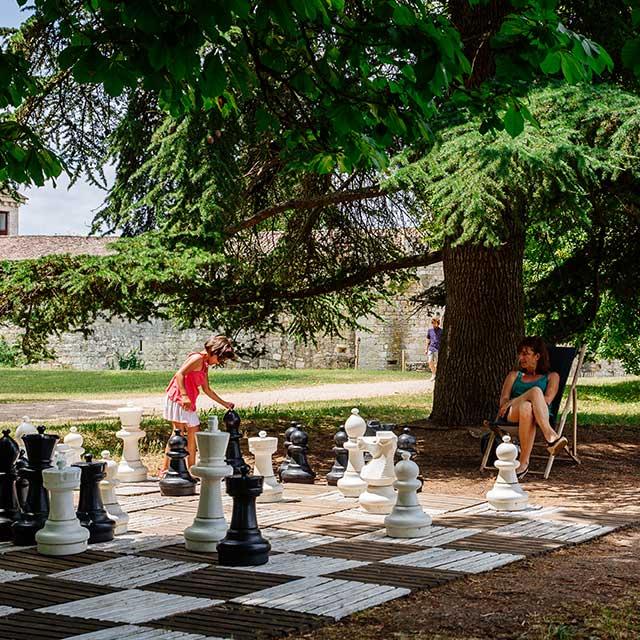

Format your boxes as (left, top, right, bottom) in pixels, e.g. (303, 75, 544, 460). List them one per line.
(425, 316, 442, 382)
(162, 336, 236, 475)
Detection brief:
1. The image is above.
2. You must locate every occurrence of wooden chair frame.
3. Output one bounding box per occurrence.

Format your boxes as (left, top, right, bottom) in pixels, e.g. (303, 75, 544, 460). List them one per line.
(480, 345, 587, 480)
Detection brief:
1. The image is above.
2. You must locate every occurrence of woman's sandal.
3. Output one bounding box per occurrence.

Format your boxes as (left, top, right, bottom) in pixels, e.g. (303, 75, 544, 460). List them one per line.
(516, 464, 529, 481)
(546, 436, 568, 456)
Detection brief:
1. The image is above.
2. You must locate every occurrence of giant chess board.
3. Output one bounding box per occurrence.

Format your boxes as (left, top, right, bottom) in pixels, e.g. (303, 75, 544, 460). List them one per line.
(0, 482, 634, 640)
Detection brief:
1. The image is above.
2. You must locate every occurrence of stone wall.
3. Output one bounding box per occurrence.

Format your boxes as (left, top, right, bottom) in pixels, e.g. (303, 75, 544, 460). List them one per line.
(0, 194, 20, 235)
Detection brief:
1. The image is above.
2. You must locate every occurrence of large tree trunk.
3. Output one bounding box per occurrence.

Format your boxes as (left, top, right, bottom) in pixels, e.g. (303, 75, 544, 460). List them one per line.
(431, 235, 525, 425)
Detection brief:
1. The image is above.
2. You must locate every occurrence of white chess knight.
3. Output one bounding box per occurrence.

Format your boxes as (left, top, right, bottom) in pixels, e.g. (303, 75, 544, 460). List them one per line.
(385, 452, 431, 537)
(184, 416, 234, 551)
(100, 450, 129, 535)
(249, 430, 284, 503)
(116, 403, 148, 482)
(358, 430, 398, 513)
(486, 435, 529, 511)
(36, 454, 89, 556)
(337, 408, 367, 498)
(63, 426, 85, 464)
(15, 416, 37, 450)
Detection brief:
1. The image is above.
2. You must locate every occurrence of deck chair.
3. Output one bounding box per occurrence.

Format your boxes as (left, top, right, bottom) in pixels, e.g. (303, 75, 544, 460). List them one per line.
(480, 344, 586, 479)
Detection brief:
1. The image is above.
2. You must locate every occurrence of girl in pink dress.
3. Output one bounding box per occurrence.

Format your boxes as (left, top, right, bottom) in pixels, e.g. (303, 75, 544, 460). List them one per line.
(162, 335, 236, 473)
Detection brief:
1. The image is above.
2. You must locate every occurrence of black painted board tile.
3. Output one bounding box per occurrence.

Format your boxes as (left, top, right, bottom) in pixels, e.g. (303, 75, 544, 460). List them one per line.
(273, 515, 381, 538)
(294, 540, 421, 561)
(150, 603, 331, 640)
(443, 533, 564, 556)
(0, 576, 122, 610)
(0, 611, 118, 640)
(324, 563, 460, 591)
(143, 566, 297, 600)
(0, 550, 122, 575)
(138, 543, 282, 564)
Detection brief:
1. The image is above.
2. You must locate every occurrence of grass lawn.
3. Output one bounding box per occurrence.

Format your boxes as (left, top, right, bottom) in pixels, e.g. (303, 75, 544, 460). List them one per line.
(0, 367, 424, 402)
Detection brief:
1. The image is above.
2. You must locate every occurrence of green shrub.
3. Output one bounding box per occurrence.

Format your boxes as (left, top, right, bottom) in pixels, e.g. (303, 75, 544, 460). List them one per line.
(114, 348, 145, 370)
(0, 336, 24, 367)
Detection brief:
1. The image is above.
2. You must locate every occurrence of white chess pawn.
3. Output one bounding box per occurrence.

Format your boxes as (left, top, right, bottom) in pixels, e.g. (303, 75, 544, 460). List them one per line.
(16, 416, 37, 450)
(358, 430, 398, 514)
(100, 450, 129, 535)
(36, 454, 89, 556)
(184, 416, 234, 551)
(486, 435, 529, 511)
(249, 430, 284, 503)
(337, 408, 368, 498)
(385, 452, 431, 537)
(63, 426, 85, 464)
(116, 404, 148, 482)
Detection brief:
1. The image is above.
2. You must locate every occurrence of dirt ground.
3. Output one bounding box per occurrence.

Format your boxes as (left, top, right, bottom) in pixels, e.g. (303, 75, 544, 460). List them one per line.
(294, 422, 640, 640)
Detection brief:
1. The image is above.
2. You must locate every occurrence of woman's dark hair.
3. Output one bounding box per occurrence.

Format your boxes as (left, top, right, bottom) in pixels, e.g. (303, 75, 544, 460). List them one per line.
(517, 336, 550, 374)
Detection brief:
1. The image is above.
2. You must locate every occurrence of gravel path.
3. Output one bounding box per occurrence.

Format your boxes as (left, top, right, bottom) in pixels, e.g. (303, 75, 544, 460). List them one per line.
(0, 378, 433, 423)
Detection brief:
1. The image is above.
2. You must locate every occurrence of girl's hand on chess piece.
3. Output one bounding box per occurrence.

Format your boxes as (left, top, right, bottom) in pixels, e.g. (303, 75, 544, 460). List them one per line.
(223, 400, 235, 410)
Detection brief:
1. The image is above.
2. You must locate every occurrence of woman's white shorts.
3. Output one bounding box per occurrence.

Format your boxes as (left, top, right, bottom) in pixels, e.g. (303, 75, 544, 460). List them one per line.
(163, 396, 200, 427)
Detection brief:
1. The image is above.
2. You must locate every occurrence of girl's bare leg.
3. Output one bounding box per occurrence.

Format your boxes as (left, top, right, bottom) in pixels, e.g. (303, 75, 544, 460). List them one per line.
(186, 424, 200, 467)
(161, 421, 188, 473)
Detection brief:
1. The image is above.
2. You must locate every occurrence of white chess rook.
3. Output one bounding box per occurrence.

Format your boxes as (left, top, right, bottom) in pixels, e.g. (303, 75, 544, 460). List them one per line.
(358, 430, 398, 514)
(337, 408, 368, 498)
(486, 435, 529, 511)
(385, 452, 431, 537)
(185, 416, 234, 551)
(36, 455, 89, 556)
(63, 426, 85, 465)
(249, 431, 284, 503)
(116, 404, 148, 482)
(100, 450, 129, 535)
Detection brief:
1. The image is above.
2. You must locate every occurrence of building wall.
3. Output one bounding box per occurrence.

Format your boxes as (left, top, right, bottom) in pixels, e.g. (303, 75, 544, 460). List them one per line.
(0, 194, 20, 235)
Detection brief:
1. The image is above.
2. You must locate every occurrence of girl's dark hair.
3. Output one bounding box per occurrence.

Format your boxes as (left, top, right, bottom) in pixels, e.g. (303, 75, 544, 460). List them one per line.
(517, 336, 550, 374)
(204, 335, 236, 363)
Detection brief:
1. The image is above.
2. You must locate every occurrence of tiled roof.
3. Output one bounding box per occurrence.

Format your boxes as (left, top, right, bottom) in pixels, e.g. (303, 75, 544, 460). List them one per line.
(0, 236, 117, 260)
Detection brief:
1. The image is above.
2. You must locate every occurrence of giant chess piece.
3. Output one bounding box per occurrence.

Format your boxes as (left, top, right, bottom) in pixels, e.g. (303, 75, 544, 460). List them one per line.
(185, 417, 234, 551)
(63, 427, 85, 464)
(358, 430, 398, 514)
(280, 428, 315, 484)
(15, 416, 36, 451)
(249, 431, 284, 502)
(36, 454, 89, 555)
(12, 426, 59, 545)
(0, 430, 20, 541)
(217, 464, 270, 566)
(159, 430, 197, 496)
(277, 422, 299, 481)
(116, 404, 148, 482)
(395, 427, 417, 461)
(223, 410, 246, 474)
(15, 448, 29, 510)
(326, 425, 348, 486)
(100, 451, 129, 535)
(75, 454, 115, 543)
(486, 435, 529, 511)
(337, 408, 367, 497)
(385, 452, 431, 537)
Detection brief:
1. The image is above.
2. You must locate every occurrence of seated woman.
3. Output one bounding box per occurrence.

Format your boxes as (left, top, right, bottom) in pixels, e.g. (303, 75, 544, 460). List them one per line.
(497, 336, 568, 479)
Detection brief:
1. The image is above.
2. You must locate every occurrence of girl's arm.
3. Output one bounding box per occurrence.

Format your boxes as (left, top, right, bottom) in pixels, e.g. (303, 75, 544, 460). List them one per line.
(498, 371, 517, 418)
(202, 379, 234, 410)
(174, 354, 203, 410)
(544, 372, 560, 405)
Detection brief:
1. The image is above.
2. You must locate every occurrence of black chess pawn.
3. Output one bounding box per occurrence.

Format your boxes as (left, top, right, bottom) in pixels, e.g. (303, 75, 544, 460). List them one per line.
(159, 430, 197, 496)
(277, 422, 299, 481)
(14, 449, 29, 510)
(396, 427, 418, 461)
(74, 454, 115, 543)
(0, 430, 20, 541)
(217, 463, 270, 566)
(223, 410, 246, 474)
(365, 419, 382, 436)
(326, 426, 348, 486)
(280, 428, 315, 484)
(12, 426, 59, 545)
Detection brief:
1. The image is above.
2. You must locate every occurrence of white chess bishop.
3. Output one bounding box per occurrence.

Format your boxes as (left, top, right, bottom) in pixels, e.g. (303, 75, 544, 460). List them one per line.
(36, 454, 89, 556)
(184, 416, 234, 551)
(249, 431, 283, 503)
(337, 408, 367, 498)
(116, 403, 148, 482)
(63, 426, 85, 464)
(358, 430, 398, 514)
(100, 450, 129, 535)
(16, 416, 37, 451)
(385, 452, 431, 537)
(486, 435, 529, 511)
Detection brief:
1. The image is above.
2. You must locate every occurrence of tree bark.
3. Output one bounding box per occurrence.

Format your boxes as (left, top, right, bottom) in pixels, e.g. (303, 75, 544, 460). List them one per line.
(430, 236, 525, 426)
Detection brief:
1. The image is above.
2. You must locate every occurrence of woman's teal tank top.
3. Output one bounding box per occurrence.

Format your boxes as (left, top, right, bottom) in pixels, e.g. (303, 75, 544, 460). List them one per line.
(510, 371, 549, 399)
